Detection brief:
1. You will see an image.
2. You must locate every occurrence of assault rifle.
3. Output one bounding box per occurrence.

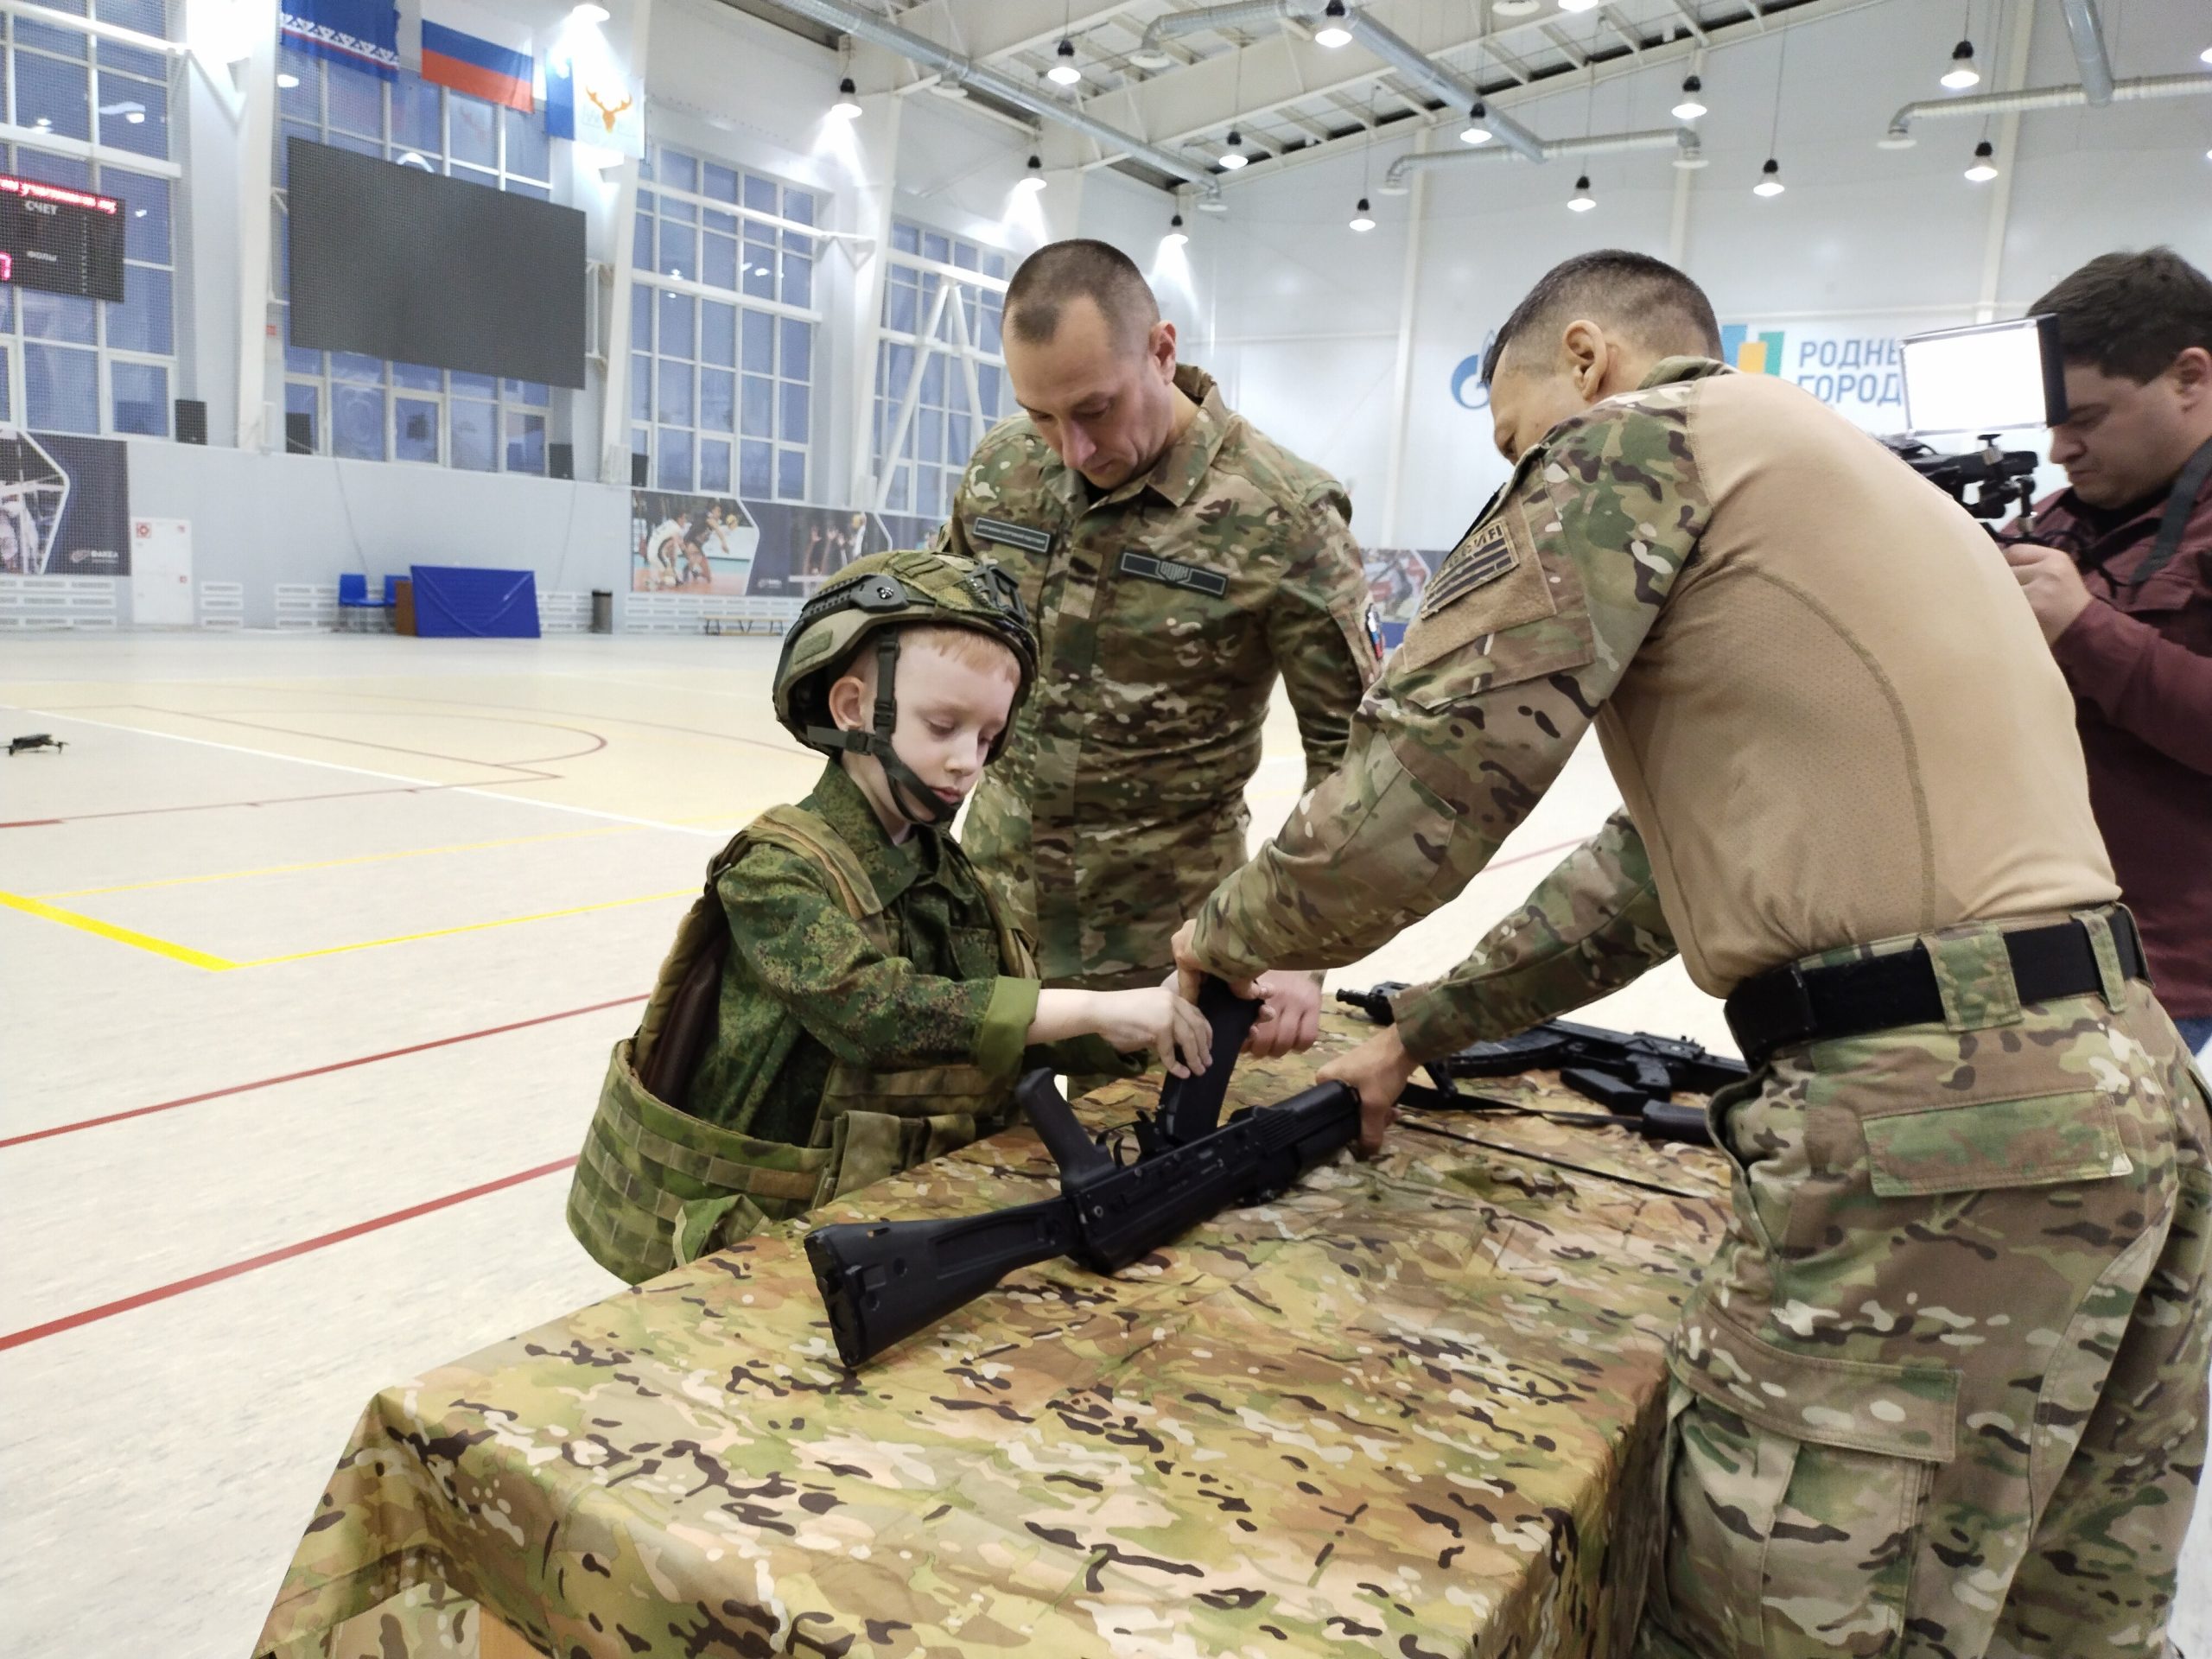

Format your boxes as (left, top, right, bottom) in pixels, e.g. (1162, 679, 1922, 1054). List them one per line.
(805, 981, 1357, 1368)
(1333, 986, 1743, 1146)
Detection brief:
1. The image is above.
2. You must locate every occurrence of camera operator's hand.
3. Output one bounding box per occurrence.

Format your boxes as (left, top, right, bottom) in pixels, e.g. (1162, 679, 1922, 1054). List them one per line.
(2003, 543, 2094, 644)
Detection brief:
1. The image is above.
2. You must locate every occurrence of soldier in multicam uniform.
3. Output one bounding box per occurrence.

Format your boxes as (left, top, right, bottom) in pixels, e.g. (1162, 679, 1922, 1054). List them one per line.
(935, 238, 1381, 1056)
(567, 549, 1209, 1284)
(1173, 251, 2209, 1657)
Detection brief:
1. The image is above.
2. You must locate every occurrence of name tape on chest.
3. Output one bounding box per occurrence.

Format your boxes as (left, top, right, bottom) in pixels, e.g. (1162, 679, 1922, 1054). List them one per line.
(1420, 518, 1518, 617)
(971, 517, 1055, 556)
(1119, 550, 1229, 597)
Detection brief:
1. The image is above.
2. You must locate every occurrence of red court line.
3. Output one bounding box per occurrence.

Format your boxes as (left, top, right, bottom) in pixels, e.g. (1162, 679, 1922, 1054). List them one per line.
(0, 818, 62, 828)
(0, 995, 647, 1150)
(0, 1155, 580, 1352)
(0, 781, 448, 827)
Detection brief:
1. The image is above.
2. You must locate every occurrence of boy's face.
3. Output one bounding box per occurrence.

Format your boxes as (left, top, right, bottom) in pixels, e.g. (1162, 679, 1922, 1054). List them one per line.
(830, 635, 1020, 834)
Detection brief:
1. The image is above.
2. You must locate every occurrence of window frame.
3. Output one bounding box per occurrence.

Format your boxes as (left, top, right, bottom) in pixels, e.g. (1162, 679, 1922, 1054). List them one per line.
(629, 143, 823, 502)
(872, 220, 1011, 520)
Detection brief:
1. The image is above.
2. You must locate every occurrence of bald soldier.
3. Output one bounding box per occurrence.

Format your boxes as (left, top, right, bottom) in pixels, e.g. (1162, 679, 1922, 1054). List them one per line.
(936, 239, 1379, 1054)
(1173, 251, 2209, 1657)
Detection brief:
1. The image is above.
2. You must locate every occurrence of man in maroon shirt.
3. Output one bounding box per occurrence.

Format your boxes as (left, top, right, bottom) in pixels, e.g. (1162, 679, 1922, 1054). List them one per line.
(2005, 248, 2212, 1056)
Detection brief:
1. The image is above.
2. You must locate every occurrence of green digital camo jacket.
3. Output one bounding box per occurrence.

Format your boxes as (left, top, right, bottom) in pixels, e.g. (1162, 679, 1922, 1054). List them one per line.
(686, 760, 1121, 1146)
(1186, 359, 1723, 1002)
(936, 364, 1380, 988)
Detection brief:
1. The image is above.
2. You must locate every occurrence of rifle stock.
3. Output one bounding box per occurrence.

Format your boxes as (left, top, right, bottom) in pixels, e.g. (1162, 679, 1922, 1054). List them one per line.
(805, 1198, 1078, 1370)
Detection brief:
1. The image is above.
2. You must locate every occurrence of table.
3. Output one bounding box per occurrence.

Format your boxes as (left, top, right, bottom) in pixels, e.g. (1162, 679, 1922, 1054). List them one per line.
(253, 1015, 1730, 1659)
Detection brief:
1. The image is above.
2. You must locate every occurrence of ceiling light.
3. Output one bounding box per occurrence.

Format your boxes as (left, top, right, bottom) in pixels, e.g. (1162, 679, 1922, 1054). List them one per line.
(1942, 40, 1980, 91)
(1376, 177, 1408, 196)
(1754, 156, 1784, 197)
(569, 2, 610, 22)
(1567, 174, 1594, 212)
(1493, 0, 1539, 12)
(1672, 74, 1706, 121)
(1559, 0, 1601, 11)
(277, 71, 301, 89)
(1218, 128, 1248, 169)
(1673, 137, 1708, 169)
(2202, 45, 2211, 65)
(1878, 126, 1917, 149)
(1314, 0, 1351, 48)
(1196, 194, 1228, 213)
(1349, 195, 1375, 231)
(928, 79, 968, 99)
(125, 109, 143, 123)
(1964, 138, 1998, 181)
(1163, 212, 1187, 247)
(830, 77, 861, 120)
(1016, 154, 1046, 193)
(1459, 101, 1492, 144)
(1047, 38, 1082, 86)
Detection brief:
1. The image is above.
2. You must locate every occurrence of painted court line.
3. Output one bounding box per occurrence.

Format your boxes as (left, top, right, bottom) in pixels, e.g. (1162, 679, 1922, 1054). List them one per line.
(0, 994, 647, 1150)
(40, 823, 638, 899)
(0, 1155, 581, 1352)
(0, 885, 692, 970)
(0, 706, 725, 836)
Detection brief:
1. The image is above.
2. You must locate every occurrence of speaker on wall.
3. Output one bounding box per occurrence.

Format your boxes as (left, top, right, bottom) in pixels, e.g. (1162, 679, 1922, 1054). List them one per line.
(284, 411, 315, 454)
(175, 399, 207, 445)
(549, 442, 574, 480)
(630, 452, 649, 488)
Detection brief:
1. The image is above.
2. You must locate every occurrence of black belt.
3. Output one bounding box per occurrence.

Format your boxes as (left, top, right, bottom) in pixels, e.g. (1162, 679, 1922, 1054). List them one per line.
(1725, 909, 2147, 1070)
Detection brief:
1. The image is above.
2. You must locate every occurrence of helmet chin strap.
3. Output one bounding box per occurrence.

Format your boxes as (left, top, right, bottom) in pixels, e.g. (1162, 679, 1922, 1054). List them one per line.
(804, 634, 959, 830)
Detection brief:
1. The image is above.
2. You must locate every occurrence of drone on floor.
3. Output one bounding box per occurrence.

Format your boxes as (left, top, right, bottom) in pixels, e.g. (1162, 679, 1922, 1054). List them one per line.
(8, 733, 67, 755)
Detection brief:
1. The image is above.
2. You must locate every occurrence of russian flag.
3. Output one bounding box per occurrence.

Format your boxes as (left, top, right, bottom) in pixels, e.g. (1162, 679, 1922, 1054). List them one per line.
(420, 1, 533, 113)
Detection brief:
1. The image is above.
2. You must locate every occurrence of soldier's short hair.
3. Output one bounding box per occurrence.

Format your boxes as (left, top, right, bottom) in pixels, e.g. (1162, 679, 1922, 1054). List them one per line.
(2032, 248, 2212, 384)
(1483, 251, 1723, 384)
(1004, 239, 1160, 355)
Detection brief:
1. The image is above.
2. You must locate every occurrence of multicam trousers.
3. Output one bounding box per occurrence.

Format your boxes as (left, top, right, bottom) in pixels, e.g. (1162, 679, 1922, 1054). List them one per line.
(1639, 917, 2211, 1659)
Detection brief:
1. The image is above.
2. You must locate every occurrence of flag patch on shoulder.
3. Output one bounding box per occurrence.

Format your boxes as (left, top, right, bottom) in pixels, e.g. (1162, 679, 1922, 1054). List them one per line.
(1421, 518, 1517, 617)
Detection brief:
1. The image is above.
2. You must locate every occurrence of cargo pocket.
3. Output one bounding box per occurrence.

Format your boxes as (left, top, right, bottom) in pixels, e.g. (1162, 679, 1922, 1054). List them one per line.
(672, 1192, 769, 1266)
(1667, 1318, 1955, 1659)
(819, 1109, 981, 1202)
(1858, 1089, 2133, 1197)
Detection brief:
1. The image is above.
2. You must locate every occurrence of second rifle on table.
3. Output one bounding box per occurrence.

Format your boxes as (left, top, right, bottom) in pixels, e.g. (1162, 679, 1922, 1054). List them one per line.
(1334, 985, 1745, 1145)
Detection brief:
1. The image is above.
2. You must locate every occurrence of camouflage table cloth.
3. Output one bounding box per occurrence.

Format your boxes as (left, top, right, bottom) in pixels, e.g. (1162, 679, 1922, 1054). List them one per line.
(255, 1016, 1729, 1659)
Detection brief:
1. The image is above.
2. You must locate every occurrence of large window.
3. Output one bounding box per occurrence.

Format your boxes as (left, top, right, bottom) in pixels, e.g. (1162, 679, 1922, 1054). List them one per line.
(274, 48, 552, 471)
(630, 144, 818, 499)
(872, 222, 1010, 519)
(0, 0, 179, 436)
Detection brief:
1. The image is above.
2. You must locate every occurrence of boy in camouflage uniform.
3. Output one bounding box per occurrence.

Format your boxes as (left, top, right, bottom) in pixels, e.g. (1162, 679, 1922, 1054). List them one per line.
(1173, 252, 2209, 1657)
(569, 550, 1210, 1284)
(936, 238, 1379, 1058)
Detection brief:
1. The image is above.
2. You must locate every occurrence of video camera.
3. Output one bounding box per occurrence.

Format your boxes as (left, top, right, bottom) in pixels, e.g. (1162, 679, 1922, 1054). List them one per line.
(1881, 315, 2067, 528)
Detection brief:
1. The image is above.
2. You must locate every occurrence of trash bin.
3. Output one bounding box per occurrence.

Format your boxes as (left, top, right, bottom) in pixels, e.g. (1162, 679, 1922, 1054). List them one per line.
(590, 589, 613, 634)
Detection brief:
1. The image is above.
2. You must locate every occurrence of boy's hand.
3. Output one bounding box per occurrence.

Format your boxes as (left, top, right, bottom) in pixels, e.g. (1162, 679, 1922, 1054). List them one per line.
(1317, 1027, 1421, 1156)
(1246, 970, 1324, 1058)
(1089, 988, 1214, 1077)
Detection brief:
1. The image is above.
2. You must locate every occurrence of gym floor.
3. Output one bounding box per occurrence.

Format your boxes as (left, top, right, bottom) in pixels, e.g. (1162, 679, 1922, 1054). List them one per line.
(0, 632, 2200, 1658)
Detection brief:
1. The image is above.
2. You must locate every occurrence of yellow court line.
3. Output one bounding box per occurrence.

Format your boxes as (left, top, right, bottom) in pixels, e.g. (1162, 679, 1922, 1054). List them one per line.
(39, 824, 639, 899)
(234, 887, 696, 967)
(0, 890, 239, 971)
(1, 885, 692, 971)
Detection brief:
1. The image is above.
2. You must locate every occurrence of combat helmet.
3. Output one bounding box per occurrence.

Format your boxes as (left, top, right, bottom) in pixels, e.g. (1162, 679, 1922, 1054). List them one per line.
(772, 548, 1038, 827)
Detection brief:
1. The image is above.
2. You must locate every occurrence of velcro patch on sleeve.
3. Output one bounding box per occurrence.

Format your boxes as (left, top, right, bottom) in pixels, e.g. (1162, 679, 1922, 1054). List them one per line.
(1420, 518, 1517, 617)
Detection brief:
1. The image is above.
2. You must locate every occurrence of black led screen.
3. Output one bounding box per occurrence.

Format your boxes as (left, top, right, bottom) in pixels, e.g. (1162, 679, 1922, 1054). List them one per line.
(286, 137, 586, 389)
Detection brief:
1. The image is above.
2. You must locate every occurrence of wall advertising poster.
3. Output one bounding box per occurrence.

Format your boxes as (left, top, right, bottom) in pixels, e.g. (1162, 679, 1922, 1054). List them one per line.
(0, 429, 129, 576)
(741, 505, 889, 599)
(631, 490, 757, 593)
(1362, 544, 1452, 651)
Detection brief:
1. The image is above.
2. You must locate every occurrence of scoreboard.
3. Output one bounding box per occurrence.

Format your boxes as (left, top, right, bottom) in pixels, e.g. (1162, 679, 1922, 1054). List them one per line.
(0, 174, 125, 303)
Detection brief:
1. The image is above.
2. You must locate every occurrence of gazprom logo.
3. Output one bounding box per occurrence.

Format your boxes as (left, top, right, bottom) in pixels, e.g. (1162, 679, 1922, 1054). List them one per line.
(1450, 327, 1498, 410)
(1719, 322, 1787, 375)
